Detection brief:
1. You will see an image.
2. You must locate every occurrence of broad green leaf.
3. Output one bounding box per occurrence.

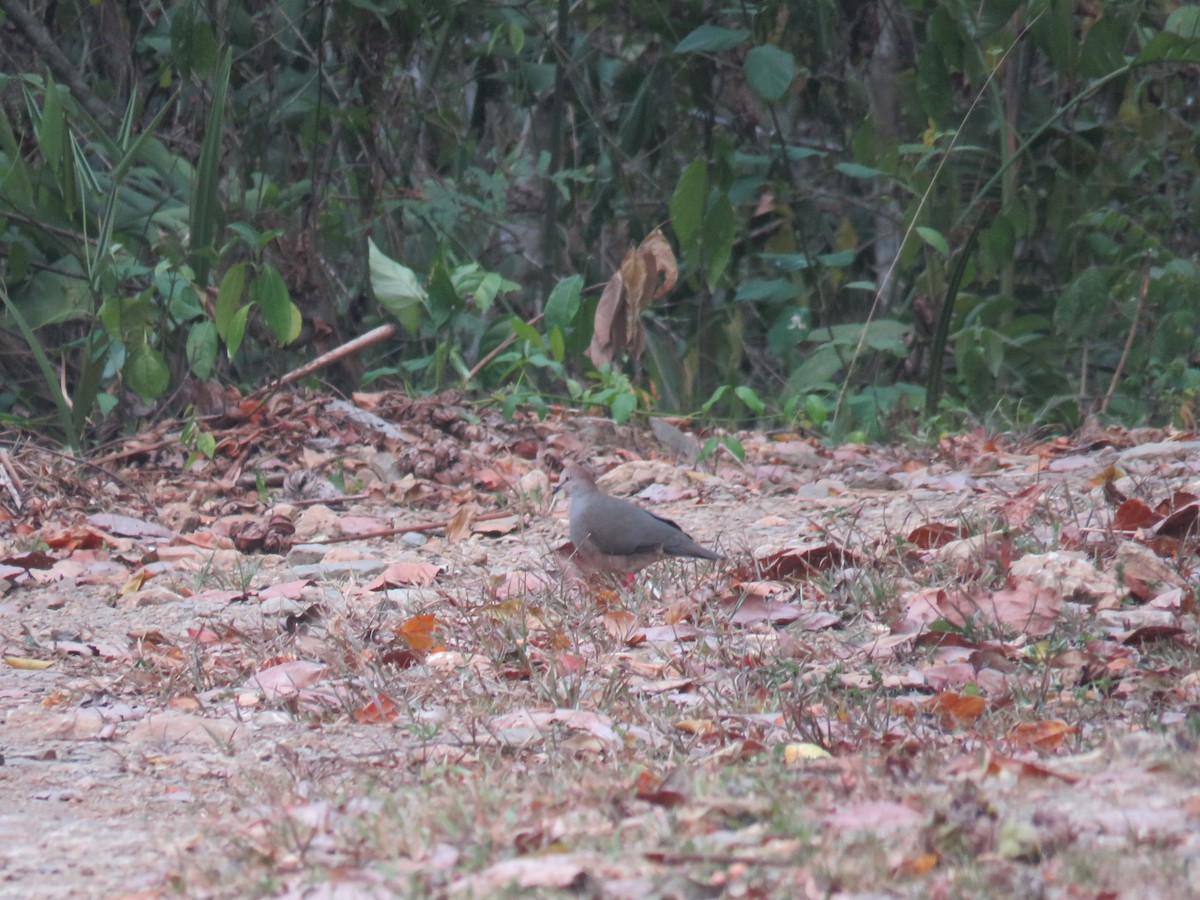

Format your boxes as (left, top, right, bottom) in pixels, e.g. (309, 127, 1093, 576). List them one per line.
(186, 320, 218, 378)
(805, 394, 828, 426)
(544, 275, 582, 331)
(226, 303, 251, 358)
(252, 266, 299, 344)
(548, 325, 566, 362)
(7, 241, 28, 281)
(473, 271, 502, 312)
(1167, 6, 1200, 37)
(509, 315, 544, 349)
(98, 290, 156, 338)
(170, 4, 218, 77)
(721, 435, 746, 460)
(916, 43, 951, 122)
(744, 45, 795, 103)
(12, 268, 91, 327)
(426, 256, 461, 328)
(670, 158, 708, 248)
(1134, 31, 1200, 64)
(610, 391, 637, 424)
(816, 250, 856, 267)
(214, 263, 246, 340)
(835, 162, 883, 179)
(702, 195, 735, 288)
(734, 385, 765, 415)
(928, 7, 963, 69)
(369, 238, 428, 320)
(1079, 14, 1127, 77)
(916, 226, 950, 256)
(125, 343, 170, 401)
(978, 0, 1024, 34)
(701, 384, 730, 414)
(734, 278, 798, 303)
(788, 347, 844, 390)
(1054, 268, 1109, 337)
(37, 82, 64, 176)
(1032, 0, 1077, 74)
(674, 25, 751, 54)
(508, 22, 525, 53)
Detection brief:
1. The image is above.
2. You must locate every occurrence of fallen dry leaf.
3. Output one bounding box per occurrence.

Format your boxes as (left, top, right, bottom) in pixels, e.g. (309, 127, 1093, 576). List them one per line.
(245, 660, 327, 700)
(367, 561, 442, 588)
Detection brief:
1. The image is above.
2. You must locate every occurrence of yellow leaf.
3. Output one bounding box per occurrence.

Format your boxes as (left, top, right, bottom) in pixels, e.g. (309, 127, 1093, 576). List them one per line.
(5, 656, 53, 670)
(784, 742, 831, 764)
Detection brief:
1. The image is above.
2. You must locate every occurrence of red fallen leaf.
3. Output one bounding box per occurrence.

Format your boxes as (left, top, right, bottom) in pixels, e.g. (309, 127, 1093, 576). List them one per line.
(553, 652, 587, 674)
(1000, 484, 1047, 529)
(473, 468, 507, 491)
(186, 626, 226, 643)
(443, 505, 476, 542)
(367, 562, 442, 589)
(602, 609, 639, 641)
(985, 580, 1063, 635)
(1112, 498, 1160, 532)
(0, 550, 56, 570)
(728, 597, 805, 626)
(1120, 625, 1185, 645)
(926, 691, 987, 725)
(37, 526, 106, 552)
(87, 513, 174, 540)
(508, 440, 539, 460)
(493, 570, 557, 600)
(922, 663, 976, 691)
(892, 853, 939, 878)
(355, 696, 400, 723)
(633, 623, 703, 644)
(395, 613, 441, 651)
(634, 766, 691, 808)
(1005, 719, 1076, 751)
(1155, 490, 1199, 516)
(986, 753, 1080, 783)
(733, 580, 790, 597)
(380, 647, 421, 668)
(754, 543, 860, 581)
(1156, 501, 1200, 539)
(907, 522, 967, 550)
(258, 579, 315, 601)
(246, 660, 327, 700)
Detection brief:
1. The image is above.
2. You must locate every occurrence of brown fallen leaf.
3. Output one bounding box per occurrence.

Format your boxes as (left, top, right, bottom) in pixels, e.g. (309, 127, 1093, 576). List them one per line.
(245, 660, 327, 700)
(926, 691, 987, 726)
(444, 504, 476, 542)
(635, 764, 692, 808)
(1005, 719, 1076, 751)
(395, 613, 442, 652)
(367, 561, 442, 588)
(907, 522, 967, 550)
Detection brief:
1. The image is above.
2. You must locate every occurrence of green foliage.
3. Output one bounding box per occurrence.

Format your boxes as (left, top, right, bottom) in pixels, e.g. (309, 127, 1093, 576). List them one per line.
(1, 0, 1198, 444)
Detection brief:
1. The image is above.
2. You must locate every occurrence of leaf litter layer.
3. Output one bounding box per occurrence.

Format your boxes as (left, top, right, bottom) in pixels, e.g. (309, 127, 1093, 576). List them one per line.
(2, 397, 1200, 897)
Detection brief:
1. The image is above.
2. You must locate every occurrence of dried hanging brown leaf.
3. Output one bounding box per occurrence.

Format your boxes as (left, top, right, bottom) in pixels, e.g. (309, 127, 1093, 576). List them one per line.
(586, 228, 678, 367)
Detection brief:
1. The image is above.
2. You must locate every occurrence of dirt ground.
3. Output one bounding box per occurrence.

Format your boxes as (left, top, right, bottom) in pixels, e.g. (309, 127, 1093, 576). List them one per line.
(2, 398, 1200, 898)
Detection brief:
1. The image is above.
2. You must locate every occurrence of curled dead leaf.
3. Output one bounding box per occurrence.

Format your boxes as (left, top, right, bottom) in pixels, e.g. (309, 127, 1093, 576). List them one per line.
(586, 228, 678, 368)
